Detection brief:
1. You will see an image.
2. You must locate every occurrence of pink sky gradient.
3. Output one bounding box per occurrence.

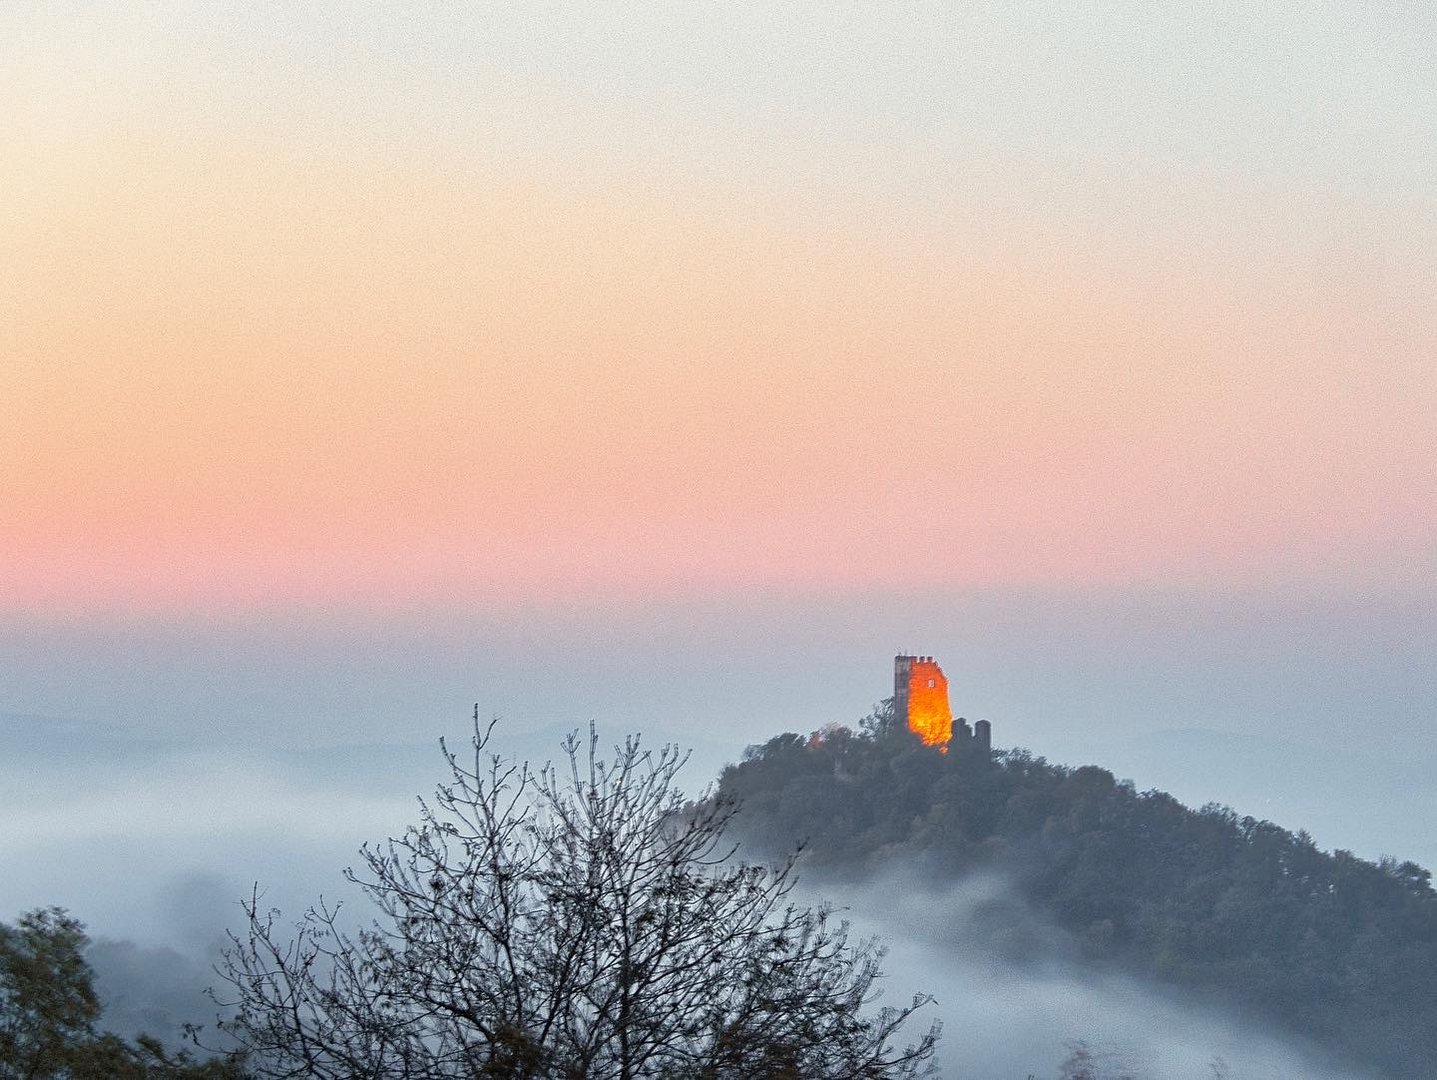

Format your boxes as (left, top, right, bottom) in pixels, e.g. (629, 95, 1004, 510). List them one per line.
(5, 9, 1437, 945)
(5, 7, 1434, 614)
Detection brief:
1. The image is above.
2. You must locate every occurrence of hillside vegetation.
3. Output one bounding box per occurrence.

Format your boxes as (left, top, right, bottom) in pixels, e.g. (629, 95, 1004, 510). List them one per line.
(717, 705, 1437, 1079)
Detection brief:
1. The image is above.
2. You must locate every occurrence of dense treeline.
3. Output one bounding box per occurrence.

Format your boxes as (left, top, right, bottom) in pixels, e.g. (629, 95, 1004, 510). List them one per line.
(718, 704, 1437, 1080)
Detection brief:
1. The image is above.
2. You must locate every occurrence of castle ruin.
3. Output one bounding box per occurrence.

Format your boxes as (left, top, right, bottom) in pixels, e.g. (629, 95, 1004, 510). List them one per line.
(894, 653, 990, 757)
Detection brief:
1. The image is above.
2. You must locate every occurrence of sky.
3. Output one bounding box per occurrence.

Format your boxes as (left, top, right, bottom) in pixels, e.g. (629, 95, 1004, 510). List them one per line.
(3, 4, 1437, 926)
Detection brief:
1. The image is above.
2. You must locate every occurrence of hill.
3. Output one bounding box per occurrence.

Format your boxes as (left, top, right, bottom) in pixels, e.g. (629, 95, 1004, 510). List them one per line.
(716, 704, 1437, 1079)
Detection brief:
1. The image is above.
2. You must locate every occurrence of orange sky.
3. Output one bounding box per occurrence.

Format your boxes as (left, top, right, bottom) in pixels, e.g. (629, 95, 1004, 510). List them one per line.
(5, 7, 1435, 614)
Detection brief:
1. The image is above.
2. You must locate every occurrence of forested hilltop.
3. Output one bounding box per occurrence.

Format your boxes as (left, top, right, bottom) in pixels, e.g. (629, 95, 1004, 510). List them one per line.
(717, 704, 1437, 1080)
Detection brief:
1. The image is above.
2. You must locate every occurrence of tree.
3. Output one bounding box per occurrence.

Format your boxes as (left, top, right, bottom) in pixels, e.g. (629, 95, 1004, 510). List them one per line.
(721, 717, 1437, 1078)
(0, 907, 241, 1079)
(217, 717, 940, 1078)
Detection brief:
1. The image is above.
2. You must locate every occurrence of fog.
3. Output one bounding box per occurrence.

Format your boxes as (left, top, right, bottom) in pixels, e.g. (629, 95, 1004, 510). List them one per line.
(6, 586, 1436, 879)
(8, 700, 1434, 954)
(807, 873, 1380, 1080)
(68, 835, 1387, 1077)
(2, 591, 1431, 1075)
(0, 730, 597, 951)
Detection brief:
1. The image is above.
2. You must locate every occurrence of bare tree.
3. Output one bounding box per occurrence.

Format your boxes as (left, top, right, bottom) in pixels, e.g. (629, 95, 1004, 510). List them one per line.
(217, 716, 939, 1078)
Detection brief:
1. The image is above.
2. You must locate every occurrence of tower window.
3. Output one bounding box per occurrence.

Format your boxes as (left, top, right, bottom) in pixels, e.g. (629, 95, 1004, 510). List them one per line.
(927, 679, 935, 688)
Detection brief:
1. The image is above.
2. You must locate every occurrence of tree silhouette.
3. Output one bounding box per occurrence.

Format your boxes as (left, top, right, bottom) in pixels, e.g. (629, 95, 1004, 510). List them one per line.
(0, 907, 240, 1079)
(218, 717, 939, 1078)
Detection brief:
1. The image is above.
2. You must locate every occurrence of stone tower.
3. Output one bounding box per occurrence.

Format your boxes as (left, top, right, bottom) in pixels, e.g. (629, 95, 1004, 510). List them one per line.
(894, 654, 953, 747)
(894, 654, 994, 758)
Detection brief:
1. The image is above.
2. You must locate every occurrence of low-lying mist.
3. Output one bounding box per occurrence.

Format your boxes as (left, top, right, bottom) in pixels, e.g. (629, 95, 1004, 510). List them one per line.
(76, 861, 1383, 1077)
(0, 715, 1406, 1077)
(800, 871, 1379, 1080)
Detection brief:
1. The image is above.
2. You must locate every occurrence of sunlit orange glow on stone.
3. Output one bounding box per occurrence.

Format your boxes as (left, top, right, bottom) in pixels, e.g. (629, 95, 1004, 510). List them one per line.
(906, 658, 952, 748)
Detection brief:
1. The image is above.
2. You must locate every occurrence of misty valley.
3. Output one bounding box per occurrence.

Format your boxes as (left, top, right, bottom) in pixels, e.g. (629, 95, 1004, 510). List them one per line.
(4, 699, 1432, 1080)
(10, 2, 1434, 1077)
(721, 703, 1435, 1078)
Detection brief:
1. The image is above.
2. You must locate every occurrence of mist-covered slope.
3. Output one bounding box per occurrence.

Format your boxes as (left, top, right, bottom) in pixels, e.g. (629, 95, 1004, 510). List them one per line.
(717, 706, 1437, 1079)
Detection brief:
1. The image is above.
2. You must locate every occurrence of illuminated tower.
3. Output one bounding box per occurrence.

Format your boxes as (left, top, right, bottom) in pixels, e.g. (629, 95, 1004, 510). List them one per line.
(893, 654, 953, 747)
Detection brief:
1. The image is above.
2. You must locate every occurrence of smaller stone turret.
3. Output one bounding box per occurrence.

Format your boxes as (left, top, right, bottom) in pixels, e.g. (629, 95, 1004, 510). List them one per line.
(952, 717, 973, 750)
(973, 718, 992, 758)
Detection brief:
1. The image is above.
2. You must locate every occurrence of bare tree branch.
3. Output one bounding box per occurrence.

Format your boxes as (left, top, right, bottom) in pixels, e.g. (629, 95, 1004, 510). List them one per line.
(217, 717, 940, 1078)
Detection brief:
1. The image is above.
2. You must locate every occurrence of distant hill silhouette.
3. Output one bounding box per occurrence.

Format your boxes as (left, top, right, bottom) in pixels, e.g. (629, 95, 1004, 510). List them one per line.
(717, 702, 1437, 1080)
